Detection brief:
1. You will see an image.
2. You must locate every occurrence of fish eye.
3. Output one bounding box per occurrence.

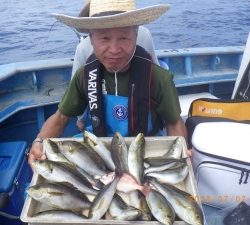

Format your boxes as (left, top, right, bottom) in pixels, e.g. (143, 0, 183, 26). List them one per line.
(69, 146, 74, 153)
(196, 214, 201, 219)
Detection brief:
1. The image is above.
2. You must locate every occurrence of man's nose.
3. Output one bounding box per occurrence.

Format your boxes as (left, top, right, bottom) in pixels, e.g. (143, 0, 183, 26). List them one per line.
(108, 40, 121, 54)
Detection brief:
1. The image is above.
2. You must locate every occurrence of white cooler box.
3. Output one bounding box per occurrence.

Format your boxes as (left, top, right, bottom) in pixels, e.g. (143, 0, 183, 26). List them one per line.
(191, 122, 250, 209)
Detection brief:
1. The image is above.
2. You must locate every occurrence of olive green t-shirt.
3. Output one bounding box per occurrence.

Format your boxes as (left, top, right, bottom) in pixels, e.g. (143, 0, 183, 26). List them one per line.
(58, 64, 181, 127)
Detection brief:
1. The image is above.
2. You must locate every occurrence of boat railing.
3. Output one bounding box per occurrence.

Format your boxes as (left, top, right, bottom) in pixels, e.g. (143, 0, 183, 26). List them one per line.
(0, 46, 245, 123)
(156, 46, 244, 88)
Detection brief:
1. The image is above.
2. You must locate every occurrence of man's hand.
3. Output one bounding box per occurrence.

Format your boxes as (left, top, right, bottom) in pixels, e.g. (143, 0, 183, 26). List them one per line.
(27, 110, 70, 167)
(77, 119, 85, 132)
(28, 141, 46, 167)
(186, 148, 193, 157)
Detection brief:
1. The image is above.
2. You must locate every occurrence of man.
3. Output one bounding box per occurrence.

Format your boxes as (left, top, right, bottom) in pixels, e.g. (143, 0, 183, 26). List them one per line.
(29, 0, 188, 165)
(72, 26, 160, 77)
(72, 25, 159, 132)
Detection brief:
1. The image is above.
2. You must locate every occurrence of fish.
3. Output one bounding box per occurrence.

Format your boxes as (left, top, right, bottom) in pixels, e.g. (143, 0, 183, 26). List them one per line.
(146, 165, 189, 185)
(116, 173, 145, 193)
(109, 194, 141, 221)
(145, 189, 175, 225)
(43, 138, 71, 165)
(149, 178, 204, 225)
(144, 137, 183, 164)
(84, 130, 115, 171)
(32, 160, 98, 195)
(118, 178, 152, 221)
(56, 140, 107, 178)
(76, 167, 104, 190)
(44, 138, 103, 190)
(111, 132, 129, 174)
(32, 210, 87, 220)
(27, 182, 91, 214)
(99, 171, 116, 185)
(144, 158, 187, 174)
(32, 209, 87, 220)
(164, 137, 183, 159)
(129, 191, 152, 221)
(100, 172, 145, 193)
(88, 176, 120, 220)
(128, 133, 145, 184)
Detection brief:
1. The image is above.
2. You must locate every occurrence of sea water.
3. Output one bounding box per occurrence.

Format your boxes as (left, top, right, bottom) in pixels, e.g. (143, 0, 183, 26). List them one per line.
(0, 0, 249, 65)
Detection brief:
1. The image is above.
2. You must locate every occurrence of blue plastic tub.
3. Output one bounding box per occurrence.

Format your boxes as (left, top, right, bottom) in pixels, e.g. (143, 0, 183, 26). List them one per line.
(0, 141, 32, 225)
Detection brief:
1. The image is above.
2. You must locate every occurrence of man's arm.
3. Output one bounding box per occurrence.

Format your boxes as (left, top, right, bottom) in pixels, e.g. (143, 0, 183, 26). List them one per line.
(28, 110, 70, 166)
(166, 117, 187, 139)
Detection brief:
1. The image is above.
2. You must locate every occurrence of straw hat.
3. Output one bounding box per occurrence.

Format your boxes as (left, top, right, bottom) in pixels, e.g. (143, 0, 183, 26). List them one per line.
(52, 0, 170, 33)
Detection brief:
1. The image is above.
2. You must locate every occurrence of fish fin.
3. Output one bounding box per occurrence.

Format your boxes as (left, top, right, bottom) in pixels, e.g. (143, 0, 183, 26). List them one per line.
(47, 191, 65, 196)
(140, 184, 152, 197)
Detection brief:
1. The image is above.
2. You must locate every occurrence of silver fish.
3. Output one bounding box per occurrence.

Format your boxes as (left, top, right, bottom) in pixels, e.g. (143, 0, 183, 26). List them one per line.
(129, 191, 151, 221)
(27, 182, 91, 214)
(44, 138, 71, 164)
(56, 140, 107, 178)
(149, 178, 204, 225)
(84, 130, 115, 171)
(111, 132, 129, 174)
(32, 210, 87, 220)
(146, 165, 189, 185)
(144, 137, 183, 164)
(145, 189, 175, 225)
(109, 194, 141, 221)
(88, 176, 120, 220)
(45, 139, 103, 190)
(76, 167, 103, 190)
(144, 158, 187, 174)
(164, 136, 183, 159)
(128, 133, 145, 184)
(32, 160, 98, 195)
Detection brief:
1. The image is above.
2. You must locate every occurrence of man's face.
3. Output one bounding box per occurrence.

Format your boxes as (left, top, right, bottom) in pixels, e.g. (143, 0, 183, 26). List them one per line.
(89, 26, 137, 72)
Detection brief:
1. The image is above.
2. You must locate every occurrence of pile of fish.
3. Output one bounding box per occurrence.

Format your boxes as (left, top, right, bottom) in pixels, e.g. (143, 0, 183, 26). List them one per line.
(28, 131, 204, 225)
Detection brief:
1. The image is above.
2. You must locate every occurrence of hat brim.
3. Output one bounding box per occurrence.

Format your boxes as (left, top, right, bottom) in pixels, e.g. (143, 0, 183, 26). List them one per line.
(52, 4, 170, 33)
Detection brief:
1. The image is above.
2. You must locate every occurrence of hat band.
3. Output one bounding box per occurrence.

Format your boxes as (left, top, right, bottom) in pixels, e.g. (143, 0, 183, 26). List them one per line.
(92, 11, 125, 17)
